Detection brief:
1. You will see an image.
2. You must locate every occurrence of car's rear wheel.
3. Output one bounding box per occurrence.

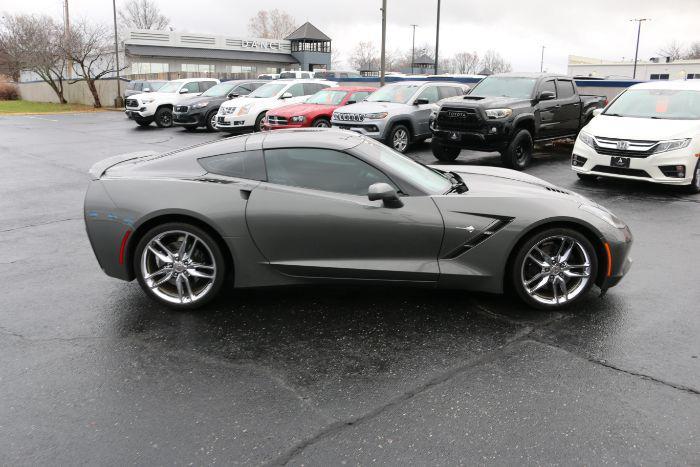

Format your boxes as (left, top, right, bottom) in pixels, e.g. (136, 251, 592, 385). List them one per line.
(312, 117, 331, 128)
(134, 223, 226, 309)
(686, 159, 700, 194)
(154, 107, 173, 128)
(205, 109, 218, 132)
(254, 112, 267, 132)
(501, 129, 533, 170)
(511, 228, 598, 310)
(431, 139, 461, 162)
(387, 124, 411, 153)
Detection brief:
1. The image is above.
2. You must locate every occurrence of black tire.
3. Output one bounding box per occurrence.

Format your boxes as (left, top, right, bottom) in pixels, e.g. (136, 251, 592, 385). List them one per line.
(135, 119, 151, 127)
(312, 117, 331, 128)
(501, 129, 533, 170)
(254, 112, 267, 132)
(133, 222, 227, 310)
(686, 159, 700, 194)
(154, 107, 173, 128)
(576, 173, 598, 183)
(205, 109, 218, 132)
(386, 123, 411, 153)
(510, 227, 598, 310)
(431, 139, 461, 162)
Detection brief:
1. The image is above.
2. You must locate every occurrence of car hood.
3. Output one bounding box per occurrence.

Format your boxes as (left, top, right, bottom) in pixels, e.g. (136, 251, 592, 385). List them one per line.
(178, 95, 224, 106)
(334, 101, 408, 114)
(584, 114, 700, 140)
(442, 95, 529, 109)
(431, 164, 590, 203)
(269, 103, 334, 117)
(220, 96, 272, 110)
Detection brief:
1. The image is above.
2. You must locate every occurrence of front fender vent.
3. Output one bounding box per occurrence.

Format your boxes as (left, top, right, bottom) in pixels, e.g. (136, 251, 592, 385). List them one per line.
(442, 218, 512, 259)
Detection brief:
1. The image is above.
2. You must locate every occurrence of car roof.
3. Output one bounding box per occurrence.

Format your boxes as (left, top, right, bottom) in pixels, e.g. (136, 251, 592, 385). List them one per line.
(490, 72, 572, 80)
(274, 78, 335, 83)
(221, 79, 268, 84)
(629, 80, 700, 91)
(326, 86, 377, 92)
(385, 80, 465, 86)
(169, 78, 218, 83)
(260, 128, 364, 151)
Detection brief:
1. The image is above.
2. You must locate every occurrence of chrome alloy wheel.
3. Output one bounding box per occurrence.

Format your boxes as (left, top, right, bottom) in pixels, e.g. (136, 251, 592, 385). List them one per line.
(140, 230, 217, 305)
(520, 235, 592, 306)
(392, 128, 409, 152)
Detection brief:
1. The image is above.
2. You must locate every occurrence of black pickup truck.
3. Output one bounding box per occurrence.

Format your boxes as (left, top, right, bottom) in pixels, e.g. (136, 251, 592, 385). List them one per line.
(430, 73, 607, 169)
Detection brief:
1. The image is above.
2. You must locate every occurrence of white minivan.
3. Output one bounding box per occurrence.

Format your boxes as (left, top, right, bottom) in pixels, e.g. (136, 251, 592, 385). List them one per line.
(572, 80, 700, 192)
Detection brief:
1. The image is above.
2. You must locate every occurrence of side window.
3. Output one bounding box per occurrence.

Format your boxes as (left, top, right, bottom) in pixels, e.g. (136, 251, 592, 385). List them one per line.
(251, 82, 265, 90)
(438, 86, 459, 99)
(416, 86, 440, 103)
(134, 82, 143, 91)
(235, 84, 253, 95)
(182, 82, 200, 93)
(349, 91, 370, 103)
(301, 72, 311, 79)
(556, 80, 575, 98)
(286, 83, 305, 97)
(264, 148, 396, 196)
(198, 81, 215, 92)
(540, 80, 556, 97)
(303, 83, 325, 95)
(197, 150, 266, 181)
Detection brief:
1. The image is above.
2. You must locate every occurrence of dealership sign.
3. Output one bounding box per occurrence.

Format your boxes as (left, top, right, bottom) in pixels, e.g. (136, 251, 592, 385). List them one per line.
(241, 40, 282, 51)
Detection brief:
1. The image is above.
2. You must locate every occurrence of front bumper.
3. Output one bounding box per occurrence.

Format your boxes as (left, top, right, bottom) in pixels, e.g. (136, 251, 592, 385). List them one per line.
(431, 121, 512, 151)
(330, 120, 387, 140)
(124, 102, 157, 119)
(173, 109, 206, 126)
(214, 112, 256, 132)
(599, 224, 633, 291)
(571, 140, 697, 186)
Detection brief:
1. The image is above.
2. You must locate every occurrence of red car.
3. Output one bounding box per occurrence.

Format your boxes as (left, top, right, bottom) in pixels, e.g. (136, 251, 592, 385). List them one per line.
(263, 86, 375, 130)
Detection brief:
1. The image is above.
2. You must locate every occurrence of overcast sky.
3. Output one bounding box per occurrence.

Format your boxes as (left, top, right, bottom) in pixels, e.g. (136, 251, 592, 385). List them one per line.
(2, 0, 699, 72)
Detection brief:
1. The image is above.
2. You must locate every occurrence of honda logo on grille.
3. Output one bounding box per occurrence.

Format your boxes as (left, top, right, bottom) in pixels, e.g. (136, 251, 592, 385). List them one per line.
(616, 140, 629, 150)
(447, 111, 467, 119)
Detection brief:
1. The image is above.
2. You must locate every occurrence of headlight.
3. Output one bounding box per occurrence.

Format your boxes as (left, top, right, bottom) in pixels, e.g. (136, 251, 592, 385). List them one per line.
(579, 204, 626, 229)
(653, 138, 691, 154)
(236, 104, 253, 116)
(141, 98, 155, 104)
(191, 102, 209, 109)
(485, 108, 512, 119)
(290, 116, 305, 123)
(577, 131, 595, 148)
(364, 112, 388, 120)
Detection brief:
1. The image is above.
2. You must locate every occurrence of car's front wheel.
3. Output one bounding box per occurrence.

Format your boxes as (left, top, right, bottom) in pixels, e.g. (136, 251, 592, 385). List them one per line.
(511, 228, 598, 310)
(134, 223, 226, 309)
(387, 124, 411, 153)
(501, 129, 533, 170)
(154, 107, 173, 128)
(205, 110, 218, 132)
(254, 112, 267, 132)
(431, 139, 461, 162)
(312, 117, 331, 128)
(687, 159, 700, 194)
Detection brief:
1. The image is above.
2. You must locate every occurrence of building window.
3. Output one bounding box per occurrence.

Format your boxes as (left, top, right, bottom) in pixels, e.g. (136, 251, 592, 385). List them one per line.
(131, 62, 169, 74)
(181, 64, 214, 73)
(227, 65, 257, 73)
(688, 73, 700, 79)
(649, 73, 669, 80)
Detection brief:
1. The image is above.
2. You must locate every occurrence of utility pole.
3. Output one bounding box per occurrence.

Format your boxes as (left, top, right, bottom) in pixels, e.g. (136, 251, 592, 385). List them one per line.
(434, 0, 441, 75)
(540, 46, 545, 72)
(630, 18, 650, 79)
(112, 0, 123, 107)
(63, 0, 72, 78)
(410, 24, 418, 75)
(380, 0, 387, 86)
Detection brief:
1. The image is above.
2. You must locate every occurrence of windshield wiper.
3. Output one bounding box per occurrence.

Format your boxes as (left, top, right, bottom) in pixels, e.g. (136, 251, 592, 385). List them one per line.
(444, 171, 468, 194)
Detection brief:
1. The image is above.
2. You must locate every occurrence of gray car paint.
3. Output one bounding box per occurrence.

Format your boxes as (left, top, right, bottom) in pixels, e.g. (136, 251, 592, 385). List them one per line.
(84, 129, 632, 295)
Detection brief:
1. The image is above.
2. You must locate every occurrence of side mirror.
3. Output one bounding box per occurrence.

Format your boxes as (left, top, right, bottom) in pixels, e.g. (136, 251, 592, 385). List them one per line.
(179, 88, 189, 94)
(280, 92, 293, 99)
(592, 108, 604, 117)
(538, 91, 555, 101)
(143, 87, 151, 92)
(346, 100, 356, 105)
(414, 98, 430, 105)
(227, 93, 239, 100)
(367, 183, 403, 208)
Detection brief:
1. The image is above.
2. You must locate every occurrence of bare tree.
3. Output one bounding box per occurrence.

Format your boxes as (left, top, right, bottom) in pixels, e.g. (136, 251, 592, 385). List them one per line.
(350, 41, 379, 70)
(452, 51, 480, 74)
(480, 49, 511, 73)
(247, 9, 297, 39)
(685, 41, 700, 59)
(0, 14, 68, 103)
(118, 0, 170, 30)
(438, 57, 454, 74)
(63, 20, 125, 107)
(330, 47, 343, 69)
(657, 40, 684, 61)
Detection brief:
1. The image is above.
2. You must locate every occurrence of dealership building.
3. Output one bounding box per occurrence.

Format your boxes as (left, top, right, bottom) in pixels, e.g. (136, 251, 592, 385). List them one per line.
(123, 22, 332, 80)
(568, 55, 700, 80)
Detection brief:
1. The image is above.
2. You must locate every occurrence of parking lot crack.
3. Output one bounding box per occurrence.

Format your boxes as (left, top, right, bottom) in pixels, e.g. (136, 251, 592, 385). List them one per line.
(0, 217, 82, 233)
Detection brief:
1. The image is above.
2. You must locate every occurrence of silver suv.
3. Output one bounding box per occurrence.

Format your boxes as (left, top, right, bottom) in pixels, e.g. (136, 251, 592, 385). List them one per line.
(331, 81, 469, 153)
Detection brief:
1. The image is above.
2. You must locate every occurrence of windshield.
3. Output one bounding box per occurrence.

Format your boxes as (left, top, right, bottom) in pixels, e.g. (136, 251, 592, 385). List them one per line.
(366, 84, 421, 104)
(279, 72, 296, 79)
(156, 81, 181, 93)
(201, 82, 236, 97)
(306, 90, 348, 105)
(249, 83, 286, 98)
(470, 76, 537, 99)
(605, 89, 700, 120)
(357, 138, 452, 194)
(148, 81, 166, 91)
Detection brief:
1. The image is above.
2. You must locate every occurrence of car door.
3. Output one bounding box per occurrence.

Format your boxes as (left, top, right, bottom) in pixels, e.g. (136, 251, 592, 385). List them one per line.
(535, 79, 561, 139)
(413, 85, 441, 137)
(555, 79, 581, 136)
(245, 147, 445, 281)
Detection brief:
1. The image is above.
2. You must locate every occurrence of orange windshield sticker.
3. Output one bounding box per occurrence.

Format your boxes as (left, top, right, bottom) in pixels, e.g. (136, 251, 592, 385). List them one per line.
(655, 98, 669, 113)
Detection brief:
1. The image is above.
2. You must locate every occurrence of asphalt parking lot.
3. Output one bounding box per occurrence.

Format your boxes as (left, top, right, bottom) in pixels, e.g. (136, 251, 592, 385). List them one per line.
(1, 111, 698, 465)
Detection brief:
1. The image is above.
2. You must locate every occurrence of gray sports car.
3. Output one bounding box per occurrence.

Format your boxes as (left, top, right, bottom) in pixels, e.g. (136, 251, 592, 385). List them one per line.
(84, 129, 632, 310)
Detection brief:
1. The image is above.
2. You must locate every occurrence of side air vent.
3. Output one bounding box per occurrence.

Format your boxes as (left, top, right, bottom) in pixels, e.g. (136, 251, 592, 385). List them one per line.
(442, 218, 512, 259)
(180, 35, 216, 45)
(544, 186, 570, 195)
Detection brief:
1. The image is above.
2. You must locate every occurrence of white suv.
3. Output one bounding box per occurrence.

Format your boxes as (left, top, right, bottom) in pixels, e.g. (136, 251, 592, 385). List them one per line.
(125, 78, 220, 128)
(215, 79, 336, 132)
(572, 80, 700, 193)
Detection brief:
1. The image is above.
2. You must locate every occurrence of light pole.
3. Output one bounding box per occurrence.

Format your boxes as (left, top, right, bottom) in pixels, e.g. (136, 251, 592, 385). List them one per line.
(112, 0, 123, 107)
(410, 24, 418, 75)
(434, 0, 441, 75)
(540, 45, 545, 72)
(630, 18, 650, 79)
(380, 0, 387, 86)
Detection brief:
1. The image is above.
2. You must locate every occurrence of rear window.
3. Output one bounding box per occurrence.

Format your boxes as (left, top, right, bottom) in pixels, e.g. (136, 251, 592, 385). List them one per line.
(198, 150, 266, 180)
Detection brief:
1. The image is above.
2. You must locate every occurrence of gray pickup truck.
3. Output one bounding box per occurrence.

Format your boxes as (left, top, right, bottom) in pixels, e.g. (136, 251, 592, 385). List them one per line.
(331, 81, 469, 153)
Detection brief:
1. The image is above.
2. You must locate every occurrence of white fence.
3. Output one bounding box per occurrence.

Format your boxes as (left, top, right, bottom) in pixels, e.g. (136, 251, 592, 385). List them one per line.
(18, 78, 127, 107)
